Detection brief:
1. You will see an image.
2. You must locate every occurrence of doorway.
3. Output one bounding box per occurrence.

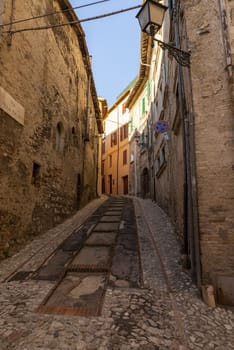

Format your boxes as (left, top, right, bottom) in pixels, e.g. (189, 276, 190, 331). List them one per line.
(122, 176, 128, 195)
(76, 173, 82, 209)
(102, 176, 105, 194)
(109, 174, 112, 194)
(142, 168, 149, 198)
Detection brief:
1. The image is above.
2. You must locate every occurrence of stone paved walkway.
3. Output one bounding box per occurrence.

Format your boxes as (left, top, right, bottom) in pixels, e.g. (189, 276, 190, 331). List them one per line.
(0, 196, 233, 350)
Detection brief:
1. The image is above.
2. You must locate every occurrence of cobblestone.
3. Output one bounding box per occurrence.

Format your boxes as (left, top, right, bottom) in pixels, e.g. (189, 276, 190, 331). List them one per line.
(0, 196, 233, 349)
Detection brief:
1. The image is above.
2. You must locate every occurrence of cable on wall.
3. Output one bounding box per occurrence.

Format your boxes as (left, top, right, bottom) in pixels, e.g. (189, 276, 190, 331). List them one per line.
(1, 5, 141, 35)
(0, 0, 111, 28)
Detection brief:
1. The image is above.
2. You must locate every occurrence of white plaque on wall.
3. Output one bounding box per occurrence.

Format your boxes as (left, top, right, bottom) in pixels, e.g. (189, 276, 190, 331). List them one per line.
(0, 86, 25, 125)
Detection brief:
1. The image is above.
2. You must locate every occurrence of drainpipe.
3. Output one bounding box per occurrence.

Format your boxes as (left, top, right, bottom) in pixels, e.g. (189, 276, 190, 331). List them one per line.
(173, 0, 201, 288)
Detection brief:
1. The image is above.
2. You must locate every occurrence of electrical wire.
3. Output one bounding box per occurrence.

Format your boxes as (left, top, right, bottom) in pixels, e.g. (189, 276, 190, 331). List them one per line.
(1, 5, 141, 35)
(0, 0, 111, 28)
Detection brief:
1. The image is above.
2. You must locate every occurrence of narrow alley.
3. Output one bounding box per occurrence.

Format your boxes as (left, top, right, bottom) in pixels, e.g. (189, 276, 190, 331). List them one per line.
(0, 196, 233, 350)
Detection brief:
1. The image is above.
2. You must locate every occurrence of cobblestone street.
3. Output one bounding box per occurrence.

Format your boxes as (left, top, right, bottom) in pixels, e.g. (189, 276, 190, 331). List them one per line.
(0, 196, 233, 350)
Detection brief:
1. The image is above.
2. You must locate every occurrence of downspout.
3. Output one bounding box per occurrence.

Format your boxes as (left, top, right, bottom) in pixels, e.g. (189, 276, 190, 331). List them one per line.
(173, 0, 201, 288)
(173, 0, 193, 273)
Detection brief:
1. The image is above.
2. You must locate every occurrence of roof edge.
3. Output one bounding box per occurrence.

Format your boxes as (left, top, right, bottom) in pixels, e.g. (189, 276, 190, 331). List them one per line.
(125, 32, 152, 109)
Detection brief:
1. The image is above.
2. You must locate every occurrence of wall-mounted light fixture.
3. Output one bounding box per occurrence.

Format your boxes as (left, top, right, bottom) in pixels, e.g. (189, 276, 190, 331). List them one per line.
(136, 0, 190, 67)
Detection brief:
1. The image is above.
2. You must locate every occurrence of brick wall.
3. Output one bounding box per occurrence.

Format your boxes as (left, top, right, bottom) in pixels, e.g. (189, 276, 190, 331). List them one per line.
(183, 0, 234, 285)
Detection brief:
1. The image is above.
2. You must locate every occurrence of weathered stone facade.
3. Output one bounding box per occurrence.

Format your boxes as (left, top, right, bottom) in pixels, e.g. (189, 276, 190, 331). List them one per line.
(127, 0, 234, 305)
(0, 0, 102, 258)
(182, 0, 234, 304)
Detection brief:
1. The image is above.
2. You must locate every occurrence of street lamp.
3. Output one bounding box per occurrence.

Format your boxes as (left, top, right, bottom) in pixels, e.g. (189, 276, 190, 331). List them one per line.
(136, 0, 190, 67)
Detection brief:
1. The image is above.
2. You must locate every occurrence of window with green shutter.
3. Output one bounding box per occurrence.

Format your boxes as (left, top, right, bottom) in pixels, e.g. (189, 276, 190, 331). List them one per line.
(142, 97, 145, 115)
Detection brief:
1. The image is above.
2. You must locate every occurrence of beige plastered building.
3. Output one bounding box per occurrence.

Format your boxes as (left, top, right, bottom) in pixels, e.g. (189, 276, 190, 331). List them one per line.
(102, 83, 136, 196)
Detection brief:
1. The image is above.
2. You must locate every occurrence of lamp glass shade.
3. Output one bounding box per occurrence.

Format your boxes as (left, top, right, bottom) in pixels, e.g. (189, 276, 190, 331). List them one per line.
(136, 0, 168, 34)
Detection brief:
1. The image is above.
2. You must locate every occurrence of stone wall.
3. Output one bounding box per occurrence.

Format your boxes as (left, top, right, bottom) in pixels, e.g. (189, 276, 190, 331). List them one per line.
(0, 0, 100, 258)
(183, 0, 234, 294)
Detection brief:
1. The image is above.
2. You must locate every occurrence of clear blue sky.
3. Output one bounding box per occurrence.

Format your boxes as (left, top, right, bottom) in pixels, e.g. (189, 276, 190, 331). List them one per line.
(70, 0, 141, 108)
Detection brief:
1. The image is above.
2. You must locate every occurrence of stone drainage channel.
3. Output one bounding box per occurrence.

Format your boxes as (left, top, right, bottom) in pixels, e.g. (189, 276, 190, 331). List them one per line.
(9, 197, 141, 317)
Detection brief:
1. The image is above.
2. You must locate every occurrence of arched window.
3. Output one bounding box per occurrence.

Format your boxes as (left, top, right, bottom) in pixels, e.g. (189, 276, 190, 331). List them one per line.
(56, 122, 65, 153)
(71, 126, 78, 146)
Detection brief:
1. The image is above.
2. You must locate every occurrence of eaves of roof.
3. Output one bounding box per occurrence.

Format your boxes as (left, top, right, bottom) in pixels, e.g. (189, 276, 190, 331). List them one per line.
(107, 90, 130, 115)
(57, 0, 102, 133)
(125, 32, 152, 109)
(116, 76, 138, 101)
(107, 77, 138, 115)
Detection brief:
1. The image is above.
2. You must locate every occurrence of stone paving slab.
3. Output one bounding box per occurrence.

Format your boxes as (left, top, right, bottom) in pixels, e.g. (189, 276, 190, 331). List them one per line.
(44, 272, 107, 310)
(104, 210, 123, 216)
(0, 196, 109, 282)
(94, 222, 120, 232)
(71, 246, 111, 267)
(100, 216, 121, 222)
(0, 196, 233, 350)
(85, 232, 117, 246)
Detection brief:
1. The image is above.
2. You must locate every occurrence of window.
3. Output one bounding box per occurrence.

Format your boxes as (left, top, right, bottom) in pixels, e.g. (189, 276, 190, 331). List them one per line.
(120, 123, 129, 141)
(102, 140, 105, 154)
(32, 162, 40, 185)
(168, 0, 173, 11)
(109, 155, 112, 167)
(56, 122, 65, 153)
(129, 117, 134, 132)
(71, 126, 78, 146)
(141, 131, 147, 148)
(111, 131, 117, 147)
(141, 97, 146, 115)
(156, 144, 167, 178)
(123, 149, 127, 165)
(101, 161, 105, 176)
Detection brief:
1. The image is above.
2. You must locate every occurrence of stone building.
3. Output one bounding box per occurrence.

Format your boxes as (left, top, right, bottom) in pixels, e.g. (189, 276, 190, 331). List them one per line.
(0, 0, 103, 258)
(182, 0, 234, 305)
(127, 0, 234, 305)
